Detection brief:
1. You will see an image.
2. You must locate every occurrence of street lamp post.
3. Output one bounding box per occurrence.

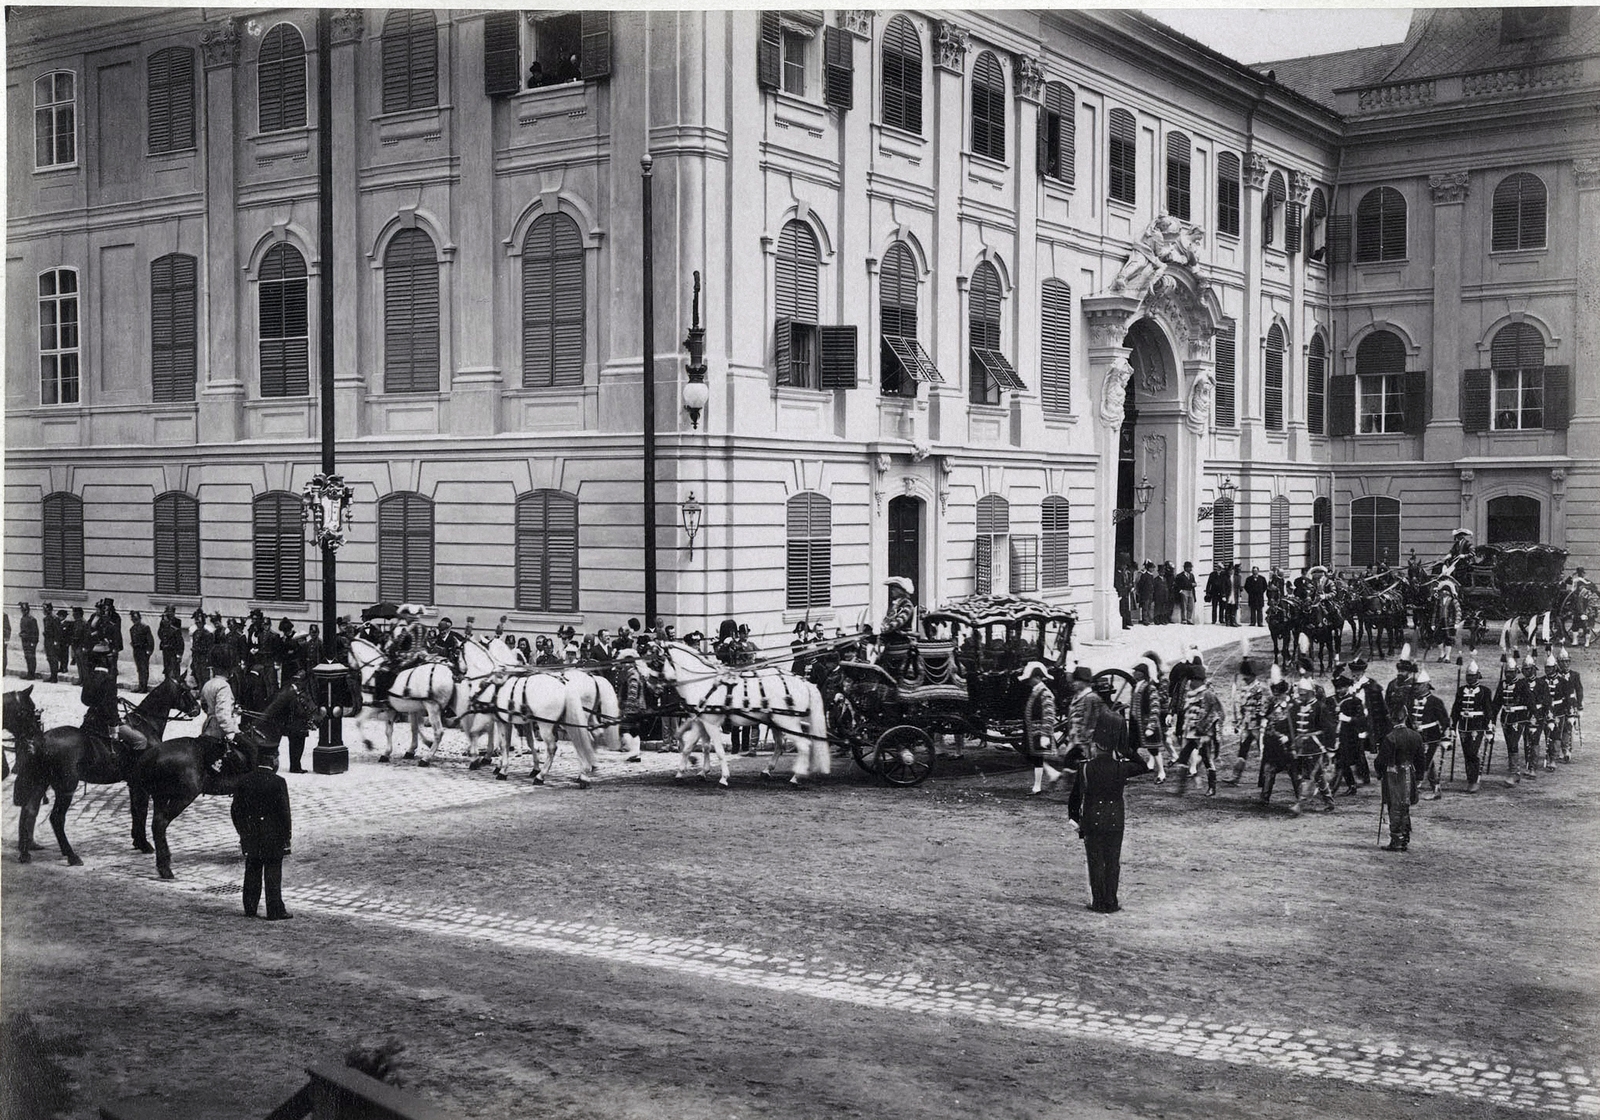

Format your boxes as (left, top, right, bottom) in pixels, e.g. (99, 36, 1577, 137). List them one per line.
(1112, 476, 1155, 523)
(641, 154, 658, 629)
(1198, 475, 1237, 521)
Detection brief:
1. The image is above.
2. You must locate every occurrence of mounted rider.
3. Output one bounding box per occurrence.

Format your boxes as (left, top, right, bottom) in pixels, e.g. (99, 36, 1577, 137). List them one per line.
(200, 658, 247, 774)
(81, 640, 151, 761)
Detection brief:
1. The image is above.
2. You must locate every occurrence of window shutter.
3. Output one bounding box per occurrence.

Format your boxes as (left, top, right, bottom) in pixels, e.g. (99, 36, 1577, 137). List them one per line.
(1213, 322, 1236, 428)
(1166, 132, 1191, 220)
(774, 315, 793, 387)
(1382, 192, 1407, 261)
(1543, 365, 1570, 431)
(1036, 106, 1048, 179)
(1461, 368, 1492, 433)
(1263, 174, 1283, 247)
(1328, 214, 1352, 265)
(378, 498, 407, 602)
(1211, 499, 1235, 566)
(819, 325, 857, 389)
(1327, 375, 1357, 436)
(385, 229, 440, 394)
(1053, 84, 1075, 187)
(254, 493, 303, 602)
(1264, 327, 1284, 431)
(1040, 279, 1071, 414)
(152, 253, 198, 403)
(1010, 536, 1038, 594)
(1307, 337, 1326, 435)
(971, 52, 1005, 162)
(1285, 201, 1303, 255)
(975, 534, 993, 595)
(757, 12, 781, 91)
(1109, 108, 1136, 204)
(148, 47, 195, 154)
(551, 240, 585, 387)
(1402, 370, 1428, 434)
(882, 16, 921, 135)
(580, 11, 613, 81)
(484, 11, 521, 97)
(546, 493, 578, 611)
(823, 26, 853, 109)
(1217, 152, 1240, 236)
(1492, 178, 1519, 252)
(383, 11, 438, 113)
(1041, 498, 1069, 588)
(1270, 496, 1290, 572)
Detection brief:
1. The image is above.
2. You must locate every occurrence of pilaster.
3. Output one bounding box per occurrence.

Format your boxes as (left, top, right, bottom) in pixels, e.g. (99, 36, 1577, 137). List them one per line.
(199, 18, 244, 444)
(1425, 170, 1469, 461)
(929, 20, 968, 458)
(1083, 296, 1140, 639)
(331, 10, 366, 440)
(1286, 169, 1312, 456)
(1572, 158, 1600, 426)
(1013, 54, 1044, 448)
(450, 10, 503, 437)
(1239, 151, 1266, 445)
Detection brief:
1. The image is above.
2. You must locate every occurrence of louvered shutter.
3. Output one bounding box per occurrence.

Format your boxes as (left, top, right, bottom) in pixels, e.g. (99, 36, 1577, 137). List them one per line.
(383, 11, 438, 114)
(1217, 152, 1240, 236)
(152, 253, 197, 403)
(43, 494, 84, 592)
(1264, 326, 1284, 430)
(1402, 370, 1429, 434)
(258, 25, 307, 133)
(824, 26, 853, 109)
(819, 325, 857, 389)
(519, 214, 586, 388)
(1211, 499, 1234, 566)
(1520, 180, 1547, 250)
(1264, 173, 1284, 247)
(1270, 496, 1290, 572)
(1042, 497, 1069, 588)
(1461, 369, 1492, 433)
(1166, 132, 1191, 220)
(882, 17, 921, 135)
(483, 11, 520, 97)
(1355, 193, 1381, 262)
(1010, 536, 1038, 594)
(757, 12, 781, 91)
(551, 230, 585, 387)
(1214, 322, 1236, 428)
(974, 535, 993, 595)
(1285, 202, 1303, 254)
(1307, 337, 1326, 435)
(385, 229, 440, 394)
(1056, 85, 1075, 187)
(155, 493, 200, 596)
(786, 494, 830, 610)
(1036, 103, 1049, 179)
(378, 495, 434, 604)
(1307, 191, 1328, 260)
(155, 494, 179, 595)
(1040, 280, 1071, 414)
(1381, 191, 1407, 261)
(1544, 366, 1571, 431)
(1109, 109, 1136, 204)
(773, 316, 793, 388)
(148, 47, 195, 154)
(1493, 173, 1545, 252)
(580, 11, 612, 81)
(972, 52, 1005, 162)
(515, 491, 578, 611)
(1328, 214, 1352, 265)
(377, 498, 407, 602)
(254, 493, 303, 602)
(775, 221, 819, 322)
(1327, 375, 1357, 436)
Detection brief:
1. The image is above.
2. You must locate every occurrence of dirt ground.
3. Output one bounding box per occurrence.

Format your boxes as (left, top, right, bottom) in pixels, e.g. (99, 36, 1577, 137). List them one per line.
(3, 635, 1597, 1119)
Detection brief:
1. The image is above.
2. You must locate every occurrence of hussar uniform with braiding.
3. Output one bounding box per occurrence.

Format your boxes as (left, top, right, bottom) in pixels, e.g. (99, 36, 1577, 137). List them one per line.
(1226, 665, 1268, 786)
(1176, 670, 1224, 796)
(1498, 654, 1537, 781)
(1450, 661, 1495, 792)
(1558, 649, 1583, 760)
(1409, 672, 1451, 798)
(1534, 655, 1568, 769)
(1288, 662, 1335, 811)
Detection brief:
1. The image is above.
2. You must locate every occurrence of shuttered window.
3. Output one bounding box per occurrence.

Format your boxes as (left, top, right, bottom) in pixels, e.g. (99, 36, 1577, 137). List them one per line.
(259, 244, 310, 398)
(1213, 320, 1236, 428)
(1166, 131, 1191, 220)
(522, 213, 585, 389)
(823, 25, 853, 109)
(882, 16, 922, 134)
(1041, 496, 1070, 589)
(1311, 497, 1332, 569)
(1263, 172, 1285, 248)
(1040, 279, 1071, 415)
(1010, 536, 1039, 594)
(1491, 173, 1546, 252)
(384, 228, 440, 394)
(968, 262, 1005, 405)
(881, 242, 940, 394)
(757, 12, 782, 91)
(483, 10, 520, 96)
(1355, 330, 1407, 434)
(516, 490, 579, 612)
(970, 51, 1006, 162)
(151, 253, 198, 403)
(1040, 82, 1074, 185)
(1217, 151, 1240, 236)
(785, 493, 832, 611)
(579, 12, 613, 81)
(975, 495, 1009, 595)
(377, 493, 434, 605)
(1269, 495, 1290, 572)
(1355, 187, 1406, 262)
(35, 71, 76, 168)
(154, 491, 200, 597)
(382, 10, 438, 114)
(252, 491, 304, 602)
(147, 47, 195, 154)
(1211, 497, 1234, 567)
(1490, 323, 1545, 431)
(1307, 333, 1326, 435)
(1350, 496, 1400, 569)
(1108, 109, 1136, 205)
(1306, 189, 1328, 262)
(1264, 324, 1285, 431)
(42, 492, 84, 592)
(258, 23, 307, 134)
(39, 267, 81, 406)
(773, 220, 821, 390)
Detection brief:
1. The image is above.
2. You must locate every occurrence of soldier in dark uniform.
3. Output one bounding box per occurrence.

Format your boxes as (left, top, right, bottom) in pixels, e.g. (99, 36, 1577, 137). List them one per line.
(42, 603, 61, 682)
(18, 603, 39, 680)
(1289, 659, 1336, 812)
(1557, 647, 1583, 761)
(231, 751, 293, 920)
(1451, 660, 1495, 792)
(1533, 653, 1568, 771)
(189, 611, 213, 686)
(1385, 645, 1418, 735)
(1258, 666, 1297, 805)
(158, 606, 185, 684)
(1330, 670, 1367, 795)
(1350, 657, 1384, 784)
(1498, 652, 1536, 782)
(80, 641, 121, 748)
(1378, 723, 1427, 852)
(1067, 728, 1148, 912)
(68, 606, 90, 684)
(1409, 670, 1451, 800)
(1225, 659, 1267, 787)
(128, 610, 155, 691)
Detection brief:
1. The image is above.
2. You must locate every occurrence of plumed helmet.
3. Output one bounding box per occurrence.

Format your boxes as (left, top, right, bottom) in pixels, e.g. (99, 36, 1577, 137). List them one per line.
(1547, 654, 1559, 669)
(1558, 647, 1571, 664)
(1466, 660, 1480, 680)
(1415, 670, 1431, 687)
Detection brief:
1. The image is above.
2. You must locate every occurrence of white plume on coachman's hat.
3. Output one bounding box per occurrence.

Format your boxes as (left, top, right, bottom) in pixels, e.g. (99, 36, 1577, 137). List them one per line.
(1018, 661, 1051, 681)
(1453, 527, 1474, 536)
(884, 575, 915, 595)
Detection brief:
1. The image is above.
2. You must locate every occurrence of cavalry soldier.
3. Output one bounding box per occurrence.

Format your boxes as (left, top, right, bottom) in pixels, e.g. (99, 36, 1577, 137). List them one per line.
(127, 610, 155, 692)
(1557, 647, 1583, 760)
(1378, 722, 1427, 853)
(18, 602, 39, 680)
(1498, 651, 1537, 782)
(1409, 671, 1450, 800)
(1021, 662, 1064, 796)
(1350, 657, 1385, 782)
(82, 640, 152, 759)
(1534, 653, 1568, 770)
(1386, 644, 1418, 732)
(1451, 660, 1495, 793)
(1330, 670, 1367, 796)
(1130, 659, 1170, 782)
(42, 603, 62, 682)
(1175, 664, 1224, 797)
(158, 606, 184, 684)
(1225, 659, 1267, 787)
(199, 659, 244, 778)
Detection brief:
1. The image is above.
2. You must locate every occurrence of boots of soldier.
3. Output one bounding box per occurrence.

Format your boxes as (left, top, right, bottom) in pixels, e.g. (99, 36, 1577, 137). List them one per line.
(1260, 770, 1276, 805)
(622, 733, 641, 763)
(1206, 768, 1217, 797)
(1175, 765, 1190, 796)
(1224, 757, 1247, 786)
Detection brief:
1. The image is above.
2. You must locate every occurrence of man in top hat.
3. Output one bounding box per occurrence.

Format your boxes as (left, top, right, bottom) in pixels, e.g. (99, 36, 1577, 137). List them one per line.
(1021, 661, 1064, 796)
(1245, 566, 1268, 627)
(17, 602, 39, 680)
(1175, 663, 1224, 796)
(1067, 695, 1149, 913)
(1136, 562, 1157, 626)
(128, 610, 155, 692)
(158, 606, 184, 684)
(1451, 660, 1495, 793)
(231, 749, 293, 920)
(1409, 671, 1451, 799)
(1226, 659, 1267, 786)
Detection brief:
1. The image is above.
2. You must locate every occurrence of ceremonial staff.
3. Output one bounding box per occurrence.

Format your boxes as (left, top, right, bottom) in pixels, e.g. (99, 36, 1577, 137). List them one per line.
(1450, 654, 1462, 782)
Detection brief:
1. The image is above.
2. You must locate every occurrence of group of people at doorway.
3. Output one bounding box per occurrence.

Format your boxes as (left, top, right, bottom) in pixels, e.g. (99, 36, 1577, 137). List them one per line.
(1115, 558, 1273, 629)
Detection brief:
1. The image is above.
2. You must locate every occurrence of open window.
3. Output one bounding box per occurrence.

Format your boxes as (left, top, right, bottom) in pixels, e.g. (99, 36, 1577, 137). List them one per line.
(486, 11, 611, 96)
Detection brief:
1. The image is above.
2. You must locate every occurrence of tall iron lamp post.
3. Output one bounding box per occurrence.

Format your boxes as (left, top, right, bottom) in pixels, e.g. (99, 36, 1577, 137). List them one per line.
(641, 154, 658, 629)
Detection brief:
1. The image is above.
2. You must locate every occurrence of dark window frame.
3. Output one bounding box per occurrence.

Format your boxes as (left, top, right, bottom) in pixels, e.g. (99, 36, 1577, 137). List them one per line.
(381, 9, 439, 114)
(881, 15, 923, 134)
(38, 267, 81, 406)
(252, 490, 305, 603)
(42, 492, 85, 592)
(377, 492, 435, 606)
(259, 243, 310, 398)
(257, 23, 308, 134)
(970, 51, 1006, 162)
(1108, 108, 1136, 205)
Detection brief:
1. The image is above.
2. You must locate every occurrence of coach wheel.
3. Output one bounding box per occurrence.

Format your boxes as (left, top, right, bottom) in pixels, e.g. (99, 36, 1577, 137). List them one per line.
(875, 725, 935, 787)
(1092, 668, 1136, 713)
(830, 695, 879, 774)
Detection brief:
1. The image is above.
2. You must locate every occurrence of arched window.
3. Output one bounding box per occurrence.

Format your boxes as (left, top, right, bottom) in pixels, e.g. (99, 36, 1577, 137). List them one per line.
(1487, 495, 1541, 546)
(880, 242, 938, 396)
(382, 10, 438, 113)
(975, 494, 1010, 595)
(1216, 151, 1240, 236)
(786, 493, 831, 610)
(1490, 323, 1545, 431)
(39, 267, 81, 405)
(1492, 173, 1546, 252)
(516, 490, 579, 612)
(42, 492, 84, 592)
(1311, 496, 1332, 569)
(1356, 187, 1406, 262)
(1264, 323, 1285, 431)
(1211, 497, 1235, 567)
(252, 491, 304, 602)
(1306, 332, 1327, 435)
(1166, 131, 1191, 220)
(968, 261, 1003, 405)
(1108, 108, 1136, 205)
(1307, 188, 1328, 262)
(259, 244, 309, 398)
(1269, 495, 1290, 572)
(1040, 279, 1071, 415)
(258, 23, 308, 134)
(774, 220, 821, 389)
(522, 213, 584, 389)
(1040, 82, 1074, 185)
(1042, 496, 1070, 589)
(1355, 330, 1407, 433)
(970, 51, 1005, 161)
(151, 253, 198, 403)
(1350, 496, 1400, 568)
(1264, 171, 1285, 247)
(147, 47, 195, 154)
(881, 16, 922, 135)
(34, 71, 75, 168)
(1213, 320, 1236, 428)
(378, 493, 434, 604)
(384, 228, 440, 394)
(153, 492, 200, 596)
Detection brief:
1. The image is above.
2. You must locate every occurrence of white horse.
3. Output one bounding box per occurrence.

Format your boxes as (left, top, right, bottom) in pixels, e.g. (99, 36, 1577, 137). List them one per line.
(347, 637, 457, 764)
(645, 641, 828, 787)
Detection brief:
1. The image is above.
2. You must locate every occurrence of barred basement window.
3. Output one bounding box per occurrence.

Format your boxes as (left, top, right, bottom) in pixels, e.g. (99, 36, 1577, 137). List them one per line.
(39, 267, 80, 406)
(522, 213, 585, 389)
(34, 71, 76, 168)
(786, 492, 832, 610)
(153, 492, 200, 597)
(151, 253, 198, 403)
(257, 23, 307, 134)
(1041, 496, 1070, 589)
(881, 15, 923, 134)
(1306, 332, 1327, 435)
(1350, 496, 1400, 569)
(384, 228, 440, 394)
(147, 48, 195, 154)
(975, 494, 1010, 595)
(252, 491, 304, 602)
(259, 244, 309, 398)
(1264, 324, 1285, 431)
(1039, 82, 1074, 185)
(1108, 109, 1136, 205)
(381, 9, 439, 114)
(1213, 320, 1236, 428)
(1040, 279, 1071, 415)
(1491, 173, 1546, 252)
(1269, 495, 1290, 573)
(42, 492, 84, 592)
(1216, 151, 1240, 237)
(377, 493, 434, 605)
(516, 490, 579, 612)
(1165, 131, 1191, 221)
(970, 52, 1006, 162)
(1356, 187, 1406, 262)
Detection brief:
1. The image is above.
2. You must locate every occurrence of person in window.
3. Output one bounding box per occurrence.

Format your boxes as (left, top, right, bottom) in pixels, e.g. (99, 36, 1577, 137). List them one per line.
(559, 52, 581, 82)
(527, 59, 545, 88)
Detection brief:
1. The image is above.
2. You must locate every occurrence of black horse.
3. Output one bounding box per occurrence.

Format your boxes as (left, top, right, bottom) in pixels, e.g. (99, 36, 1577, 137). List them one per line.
(128, 674, 319, 879)
(12, 676, 201, 867)
(3, 686, 45, 787)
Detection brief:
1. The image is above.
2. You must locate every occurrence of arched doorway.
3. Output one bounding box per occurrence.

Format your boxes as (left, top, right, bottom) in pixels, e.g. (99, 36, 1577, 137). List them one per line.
(1120, 318, 1178, 566)
(1115, 373, 1138, 568)
(1487, 495, 1541, 545)
(887, 495, 923, 602)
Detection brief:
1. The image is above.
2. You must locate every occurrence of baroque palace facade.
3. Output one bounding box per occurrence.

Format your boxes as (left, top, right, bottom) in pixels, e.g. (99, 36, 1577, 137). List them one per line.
(5, 7, 1597, 642)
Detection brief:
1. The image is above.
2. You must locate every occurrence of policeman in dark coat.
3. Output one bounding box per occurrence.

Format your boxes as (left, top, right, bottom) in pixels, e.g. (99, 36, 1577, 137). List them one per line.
(128, 610, 155, 692)
(1378, 723, 1427, 852)
(1067, 732, 1148, 913)
(190, 611, 214, 686)
(42, 603, 62, 682)
(67, 606, 90, 684)
(158, 606, 185, 683)
(18, 603, 39, 680)
(230, 752, 293, 920)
